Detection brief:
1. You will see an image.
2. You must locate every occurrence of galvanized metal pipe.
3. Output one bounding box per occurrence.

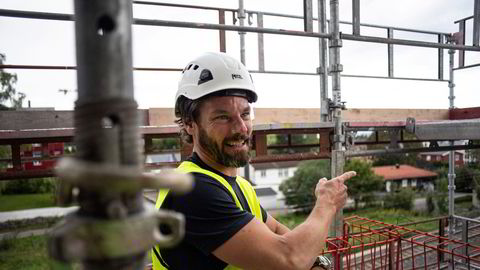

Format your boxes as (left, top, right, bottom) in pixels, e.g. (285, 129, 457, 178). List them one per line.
(458, 21, 466, 67)
(447, 48, 456, 270)
(474, 0, 480, 46)
(352, 0, 360, 35)
(318, 0, 329, 122)
(387, 28, 394, 77)
(61, 0, 143, 268)
(3, 8, 480, 51)
(268, 72, 445, 82)
(328, 2, 344, 269)
(257, 12, 265, 72)
(243, 10, 449, 36)
(0, 6, 450, 36)
(341, 32, 480, 51)
(453, 62, 480, 70)
(329, 0, 343, 150)
(438, 34, 444, 80)
(238, 0, 246, 64)
(304, 0, 314, 32)
(345, 144, 480, 157)
(453, 215, 480, 224)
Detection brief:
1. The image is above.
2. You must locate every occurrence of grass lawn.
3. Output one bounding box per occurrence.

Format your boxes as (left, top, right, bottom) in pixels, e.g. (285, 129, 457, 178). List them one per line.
(276, 208, 438, 233)
(0, 235, 72, 270)
(0, 234, 153, 270)
(0, 193, 56, 212)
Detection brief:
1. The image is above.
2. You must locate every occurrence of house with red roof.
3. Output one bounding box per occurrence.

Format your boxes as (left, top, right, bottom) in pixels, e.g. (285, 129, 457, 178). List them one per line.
(372, 164, 438, 192)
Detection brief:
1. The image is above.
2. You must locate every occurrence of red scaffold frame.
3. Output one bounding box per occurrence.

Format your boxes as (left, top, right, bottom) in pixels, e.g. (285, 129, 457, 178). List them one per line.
(321, 216, 480, 270)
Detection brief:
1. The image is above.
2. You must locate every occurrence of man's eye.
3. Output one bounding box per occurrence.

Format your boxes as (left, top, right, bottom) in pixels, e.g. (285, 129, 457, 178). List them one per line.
(216, 115, 229, 120)
(241, 112, 250, 119)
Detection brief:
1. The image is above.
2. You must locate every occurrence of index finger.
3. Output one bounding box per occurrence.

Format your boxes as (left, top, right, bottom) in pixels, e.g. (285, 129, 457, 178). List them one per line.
(336, 171, 356, 183)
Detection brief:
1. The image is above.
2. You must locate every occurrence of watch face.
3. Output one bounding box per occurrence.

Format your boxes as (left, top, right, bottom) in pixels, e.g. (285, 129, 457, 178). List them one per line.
(316, 255, 332, 269)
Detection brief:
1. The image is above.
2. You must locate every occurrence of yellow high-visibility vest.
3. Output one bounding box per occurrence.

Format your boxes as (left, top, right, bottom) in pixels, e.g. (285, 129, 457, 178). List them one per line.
(152, 161, 263, 270)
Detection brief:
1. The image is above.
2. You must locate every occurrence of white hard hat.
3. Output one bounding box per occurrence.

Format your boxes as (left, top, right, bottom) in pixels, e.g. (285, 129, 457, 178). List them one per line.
(175, 52, 257, 108)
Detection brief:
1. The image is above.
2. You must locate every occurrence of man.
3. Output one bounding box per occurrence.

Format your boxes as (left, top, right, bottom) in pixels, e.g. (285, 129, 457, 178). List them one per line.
(152, 52, 355, 270)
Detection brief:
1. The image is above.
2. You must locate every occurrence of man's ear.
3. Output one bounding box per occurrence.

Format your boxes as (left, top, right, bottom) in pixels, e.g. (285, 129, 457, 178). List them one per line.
(185, 120, 196, 135)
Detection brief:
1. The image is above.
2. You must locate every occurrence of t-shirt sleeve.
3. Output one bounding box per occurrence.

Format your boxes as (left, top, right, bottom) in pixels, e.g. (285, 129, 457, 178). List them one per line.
(260, 205, 268, 223)
(167, 173, 255, 254)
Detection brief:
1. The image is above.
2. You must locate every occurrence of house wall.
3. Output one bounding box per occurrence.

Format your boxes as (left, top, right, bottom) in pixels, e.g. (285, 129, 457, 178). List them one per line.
(420, 152, 464, 166)
(386, 178, 434, 192)
(254, 167, 298, 187)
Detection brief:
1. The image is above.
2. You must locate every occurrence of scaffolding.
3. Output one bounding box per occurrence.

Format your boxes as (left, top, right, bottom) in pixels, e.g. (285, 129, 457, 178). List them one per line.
(1, 0, 480, 269)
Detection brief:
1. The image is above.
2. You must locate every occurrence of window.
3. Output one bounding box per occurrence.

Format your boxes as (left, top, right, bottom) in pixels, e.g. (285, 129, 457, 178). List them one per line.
(278, 169, 289, 178)
(455, 154, 460, 161)
(402, 179, 408, 187)
(437, 156, 441, 161)
(260, 170, 266, 177)
(412, 179, 417, 187)
(426, 155, 431, 161)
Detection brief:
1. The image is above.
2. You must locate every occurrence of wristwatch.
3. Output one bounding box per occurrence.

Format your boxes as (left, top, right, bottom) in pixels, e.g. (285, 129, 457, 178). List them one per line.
(311, 255, 332, 270)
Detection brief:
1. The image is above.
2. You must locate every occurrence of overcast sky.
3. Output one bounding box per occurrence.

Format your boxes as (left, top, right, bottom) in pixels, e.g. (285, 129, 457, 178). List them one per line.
(0, 0, 479, 110)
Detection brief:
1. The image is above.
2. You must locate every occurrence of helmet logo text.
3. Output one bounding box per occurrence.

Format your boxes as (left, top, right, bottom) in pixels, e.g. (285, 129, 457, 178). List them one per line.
(231, 74, 243, 80)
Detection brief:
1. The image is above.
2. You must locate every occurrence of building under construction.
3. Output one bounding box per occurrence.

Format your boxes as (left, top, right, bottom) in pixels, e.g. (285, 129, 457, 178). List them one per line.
(1, 0, 480, 269)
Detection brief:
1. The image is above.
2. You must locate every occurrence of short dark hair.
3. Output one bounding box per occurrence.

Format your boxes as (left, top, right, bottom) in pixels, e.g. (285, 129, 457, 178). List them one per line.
(174, 95, 202, 144)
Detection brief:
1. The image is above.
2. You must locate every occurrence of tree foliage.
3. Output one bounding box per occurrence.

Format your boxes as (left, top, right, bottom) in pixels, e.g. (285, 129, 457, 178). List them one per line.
(267, 134, 319, 154)
(384, 188, 415, 210)
(0, 53, 25, 109)
(455, 165, 480, 192)
(344, 159, 384, 209)
(279, 159, 330, 212)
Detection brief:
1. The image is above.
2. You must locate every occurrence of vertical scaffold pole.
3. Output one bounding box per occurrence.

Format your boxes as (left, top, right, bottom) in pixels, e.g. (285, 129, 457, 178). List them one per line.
(329, 0, 345, 268)
(238, 0, 246, 65)
(318, 0, 329, 122)
(447, 47, 456, 270)
(71, 1, 142, 268)
(48, 1, 191, 269)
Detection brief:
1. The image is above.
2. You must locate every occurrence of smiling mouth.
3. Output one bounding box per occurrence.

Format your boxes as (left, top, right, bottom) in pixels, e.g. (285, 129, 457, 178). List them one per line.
(225, 139, 248, 148)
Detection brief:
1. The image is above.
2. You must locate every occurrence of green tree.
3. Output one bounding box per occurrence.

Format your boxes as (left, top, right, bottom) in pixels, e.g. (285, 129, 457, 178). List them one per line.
(279, 159, 330, 212)
(455, 166, 479, 192)
(267, 134, 319, 154)
(151, 138, 181, 151)
(344, 159, 384, 209)
(466, 140, 480, 167)
(384, 188, 415, 210)
(0, 53, 25, 109)
(362, 130, 421, 166)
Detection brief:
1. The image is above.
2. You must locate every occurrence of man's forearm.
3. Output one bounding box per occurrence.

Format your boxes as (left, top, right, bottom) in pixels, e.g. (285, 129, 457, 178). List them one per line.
(280, 206, 336, 269)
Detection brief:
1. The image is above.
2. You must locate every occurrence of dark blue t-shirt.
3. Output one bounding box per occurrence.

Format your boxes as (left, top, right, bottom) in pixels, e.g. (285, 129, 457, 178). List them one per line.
(158, 153, 267, 270)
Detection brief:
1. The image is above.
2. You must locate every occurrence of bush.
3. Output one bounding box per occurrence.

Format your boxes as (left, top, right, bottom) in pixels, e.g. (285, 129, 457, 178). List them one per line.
(384, 188, 414, 210)
(2, 178, 55, 195)
(455, 195, 472, 204)
(279, 160, 330, 213)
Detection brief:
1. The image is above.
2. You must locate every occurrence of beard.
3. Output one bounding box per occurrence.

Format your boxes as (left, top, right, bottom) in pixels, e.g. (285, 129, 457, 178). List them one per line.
(198, 126, 251, 168)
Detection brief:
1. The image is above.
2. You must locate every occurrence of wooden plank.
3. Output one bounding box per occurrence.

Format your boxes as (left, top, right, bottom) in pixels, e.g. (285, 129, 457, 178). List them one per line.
(344, 108, 449, 121)
(254, 134, 267, 156)
(1, 108, 450, 131)
(449, 107, 480, 120)
(148, 108, 176, 126)
(0, 110, 74, 130)
(0, 109, 149, 130)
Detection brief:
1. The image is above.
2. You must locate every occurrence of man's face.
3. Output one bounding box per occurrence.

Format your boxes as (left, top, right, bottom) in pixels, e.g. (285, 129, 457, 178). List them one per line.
(191, 96, 253, 168)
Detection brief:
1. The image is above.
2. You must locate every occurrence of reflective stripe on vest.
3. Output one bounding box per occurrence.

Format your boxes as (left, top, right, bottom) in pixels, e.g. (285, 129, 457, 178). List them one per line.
(152, 161, 263, 270)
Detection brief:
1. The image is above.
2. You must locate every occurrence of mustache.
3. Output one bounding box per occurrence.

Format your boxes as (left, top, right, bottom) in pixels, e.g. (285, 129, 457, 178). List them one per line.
(224, 133, 250, 142)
